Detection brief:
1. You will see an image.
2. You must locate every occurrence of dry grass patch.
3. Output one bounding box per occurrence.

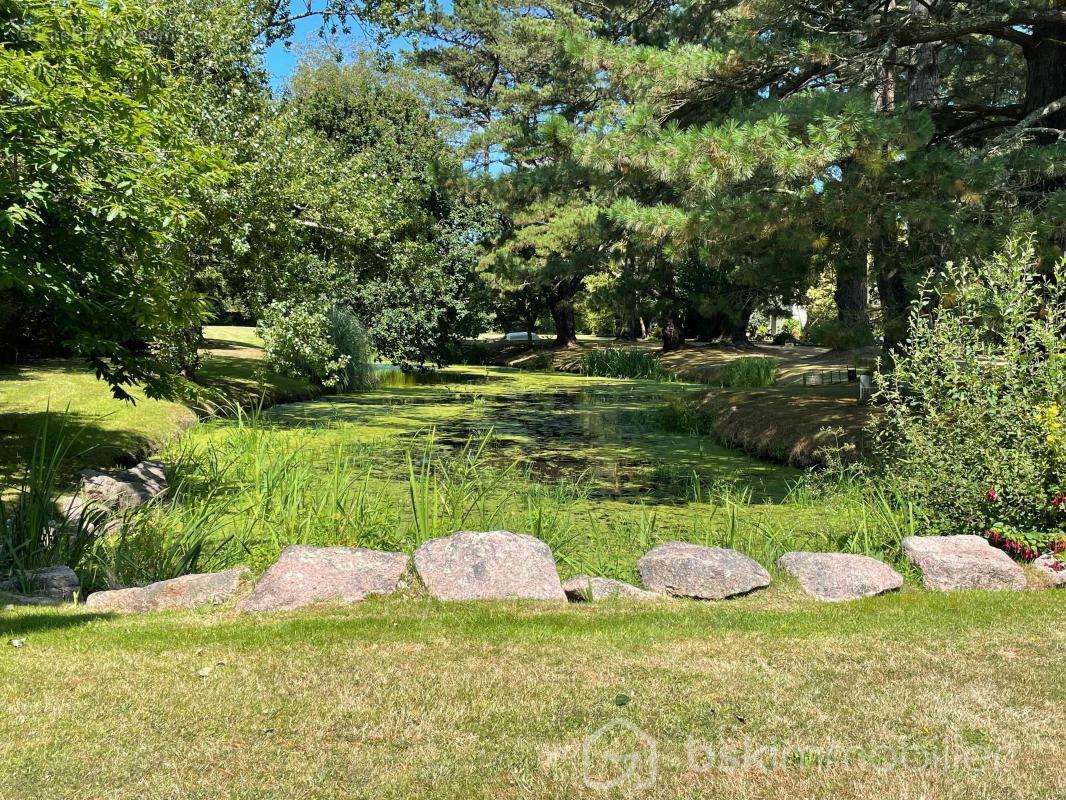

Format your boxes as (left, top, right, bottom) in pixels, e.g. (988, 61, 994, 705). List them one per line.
(0, 589, 1062, 799)
(700, 383, 872, 467)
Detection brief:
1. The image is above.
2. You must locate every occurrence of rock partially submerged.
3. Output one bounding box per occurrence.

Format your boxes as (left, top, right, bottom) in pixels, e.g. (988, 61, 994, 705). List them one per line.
(777, 552, 903, 601)
(237, 545, 409, 612)
(902, 535, 1026, 591)
(414, 530, 566, 601)
(637, 542, 770, 600)
(0, 565, 80, 602)
(562, 575, 662, 602)
(85, 568, 250, 613)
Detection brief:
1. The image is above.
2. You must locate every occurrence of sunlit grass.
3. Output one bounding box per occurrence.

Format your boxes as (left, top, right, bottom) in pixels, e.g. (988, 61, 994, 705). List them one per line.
(1, 591, 1062, 799)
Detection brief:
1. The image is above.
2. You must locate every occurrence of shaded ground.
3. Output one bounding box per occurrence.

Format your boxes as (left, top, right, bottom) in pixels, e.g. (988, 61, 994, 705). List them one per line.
(477, 335, 874, 385)
(0, 326, 313, 480)
(1, 590, 1062, 800)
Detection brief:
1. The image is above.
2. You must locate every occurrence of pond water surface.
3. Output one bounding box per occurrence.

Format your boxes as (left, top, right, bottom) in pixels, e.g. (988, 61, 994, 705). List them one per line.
(265, 366, 797, 503)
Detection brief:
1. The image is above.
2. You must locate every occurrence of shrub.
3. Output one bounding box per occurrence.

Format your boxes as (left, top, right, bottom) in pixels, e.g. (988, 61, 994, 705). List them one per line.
(578, 348, 673, 381)
(258, 301, 374, 390)
(803, 318, 876, 350)
(715, 357, 778, 388)
(772, 319, 802, 345)
(872, 235, 1066, 546)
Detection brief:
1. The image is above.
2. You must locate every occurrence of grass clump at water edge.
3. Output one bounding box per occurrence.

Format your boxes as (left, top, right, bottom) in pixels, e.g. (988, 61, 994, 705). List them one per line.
(578, 348, 675, 381)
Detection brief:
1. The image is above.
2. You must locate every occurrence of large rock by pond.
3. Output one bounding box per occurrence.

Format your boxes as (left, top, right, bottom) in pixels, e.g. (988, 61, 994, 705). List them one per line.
(78, 460, 167, 510)
(562, 575, 662, 602)
(85, 587, 149, 613)
(85, 568, 249, 613)
(1032, 553, 1066, 588)
(902, 535, 1026, 591)
(777, 552, 903, 601)
(237, 545, 409, 613)
(0, 565, 80, 602)
(413, 530, 566, 601)
(637, 542, 770, 600)
(144, 567, 249, 611)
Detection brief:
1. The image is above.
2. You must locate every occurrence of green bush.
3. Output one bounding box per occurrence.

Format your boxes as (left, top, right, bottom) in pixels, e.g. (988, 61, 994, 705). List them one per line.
(658, 395, 713, 436)
(803, 318, 876, 350)
(716, 357, 778, 388)
(258, 301, 374, 390)
(872, 235, 1066, 546)
(772, 319, 802, 345)
(578, 349, 673, 381)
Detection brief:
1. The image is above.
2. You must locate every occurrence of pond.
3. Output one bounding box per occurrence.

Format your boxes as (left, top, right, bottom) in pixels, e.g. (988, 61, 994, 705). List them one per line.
(264, 366, 798, 503)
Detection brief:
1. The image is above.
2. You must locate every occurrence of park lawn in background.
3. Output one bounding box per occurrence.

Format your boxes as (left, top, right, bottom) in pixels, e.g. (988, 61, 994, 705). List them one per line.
(0, 326, 313, 480)
(488, 336, 867, 384)
(0, 360, 195, 482)
(0, 588, 1062, 799)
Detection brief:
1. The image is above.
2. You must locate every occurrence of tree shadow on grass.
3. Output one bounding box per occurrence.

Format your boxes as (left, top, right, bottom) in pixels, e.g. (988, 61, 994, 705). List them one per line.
(0, 409, 157, 483)
(0, 610, 114, 637)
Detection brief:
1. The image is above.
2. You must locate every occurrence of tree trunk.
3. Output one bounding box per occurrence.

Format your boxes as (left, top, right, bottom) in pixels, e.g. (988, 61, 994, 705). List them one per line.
(656, 254, 685, 352)
(523, 310, 536, 350)
(661, 311, 685, 351)
(1024, 23, 1066, 134)
(834, 258, 871, 330)
(907, 1, 940, 108)
(730, 304, 754, 346)
(876, 267, 911, 358)
(545, 282, 579, 347)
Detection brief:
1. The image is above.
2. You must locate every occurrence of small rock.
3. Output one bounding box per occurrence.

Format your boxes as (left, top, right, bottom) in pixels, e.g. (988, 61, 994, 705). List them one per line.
(1032, 553, 1066, 588)
(562, 575, 662, 602)
(143, 568, 249, 611)
(637, 542, 770, 600)
(902, 535, 1026, 591)
(128, 461, 167, 494)
(78, 460, 168, 509)
(85, 587, 149, 613)
(777, 552, 903, 601)
(237, 545, 409, 612)
(0, 565, 79, 601)
(413, 530, 566, 601)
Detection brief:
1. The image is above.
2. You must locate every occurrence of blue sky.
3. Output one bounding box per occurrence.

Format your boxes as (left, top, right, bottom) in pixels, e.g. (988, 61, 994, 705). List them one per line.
(262, 6, 423, 94)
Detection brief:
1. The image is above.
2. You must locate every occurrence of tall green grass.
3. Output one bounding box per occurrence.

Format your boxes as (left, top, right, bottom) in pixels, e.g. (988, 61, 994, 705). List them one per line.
(3, 406, 926, 592)
(715, 356, 779, 388)
(0, 413, 97, 585)
(579, 348, 674, 381)
(98, 409, 923, 584)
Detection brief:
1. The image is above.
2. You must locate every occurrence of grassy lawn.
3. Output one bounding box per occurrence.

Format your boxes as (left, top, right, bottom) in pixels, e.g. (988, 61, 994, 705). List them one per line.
(1, 589, 1062, 799)
(483, 335, 867, 384)
(0, 360, 195, 482)
(0, 326, 312, 480)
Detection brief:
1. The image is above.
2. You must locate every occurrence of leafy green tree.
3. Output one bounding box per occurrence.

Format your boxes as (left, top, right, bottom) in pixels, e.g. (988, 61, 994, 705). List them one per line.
(147, 1, 491, 367)
(0, 0, 221, 399)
